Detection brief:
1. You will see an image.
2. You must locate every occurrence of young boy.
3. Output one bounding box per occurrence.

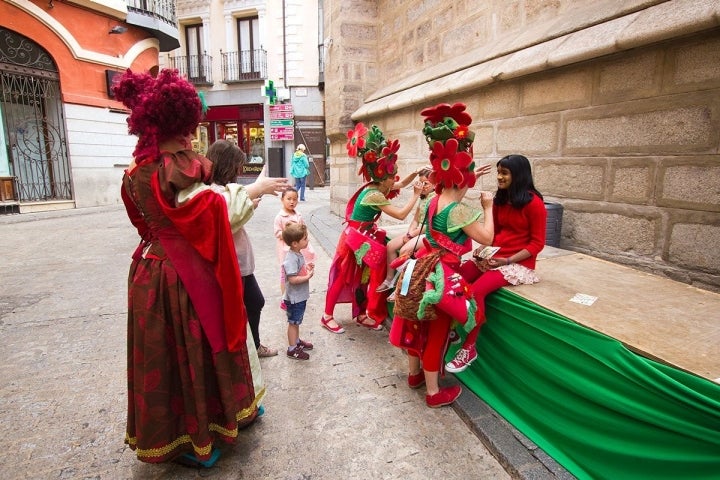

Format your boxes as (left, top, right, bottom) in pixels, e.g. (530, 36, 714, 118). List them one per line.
(282, 221, 315, 360)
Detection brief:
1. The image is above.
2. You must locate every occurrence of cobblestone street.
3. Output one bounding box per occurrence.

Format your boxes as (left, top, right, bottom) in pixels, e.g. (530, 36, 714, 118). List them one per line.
(0, 188, 510, 480)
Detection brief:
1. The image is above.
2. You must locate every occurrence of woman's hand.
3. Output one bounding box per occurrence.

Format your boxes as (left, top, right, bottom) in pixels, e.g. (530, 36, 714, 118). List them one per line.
(486, 258, 507, 269)
(479, 190, 494, 209)
(475, 164, 493, 178)
(251, 176, 291, 198)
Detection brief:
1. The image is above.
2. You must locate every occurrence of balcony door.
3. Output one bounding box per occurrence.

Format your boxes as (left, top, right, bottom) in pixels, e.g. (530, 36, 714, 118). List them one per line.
(185, 24, 207, 82)
(237, 17, 260, 77)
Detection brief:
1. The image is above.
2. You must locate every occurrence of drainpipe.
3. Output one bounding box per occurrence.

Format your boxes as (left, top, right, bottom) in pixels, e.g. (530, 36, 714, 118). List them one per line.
(282, 0, 287, 89)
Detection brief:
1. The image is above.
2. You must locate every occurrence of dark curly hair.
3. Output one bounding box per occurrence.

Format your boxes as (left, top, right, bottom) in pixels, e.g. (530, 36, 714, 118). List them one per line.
(113, 69, 201, 161)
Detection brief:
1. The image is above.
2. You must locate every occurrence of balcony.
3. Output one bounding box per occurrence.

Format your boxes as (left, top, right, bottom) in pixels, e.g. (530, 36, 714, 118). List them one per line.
(221, 49, 267, 83)
(125, 0, 180, 52)
(170, 54, 213, 86)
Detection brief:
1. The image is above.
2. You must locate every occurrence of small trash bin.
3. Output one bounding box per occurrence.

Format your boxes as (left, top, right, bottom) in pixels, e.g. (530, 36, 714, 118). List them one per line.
(545, 202, 563, 247)
(308, 159, 315, 190)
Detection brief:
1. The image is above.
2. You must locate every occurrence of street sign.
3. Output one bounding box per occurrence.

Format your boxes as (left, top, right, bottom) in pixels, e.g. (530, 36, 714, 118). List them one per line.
(270, 104, 293, 112)
(270, 132, 294, 141)
(269, 111, 294, 120)
(270, 119, 294, 127)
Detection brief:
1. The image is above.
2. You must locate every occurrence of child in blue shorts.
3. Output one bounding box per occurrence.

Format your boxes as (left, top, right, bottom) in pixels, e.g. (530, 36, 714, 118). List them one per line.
(282, 221, 315, 360)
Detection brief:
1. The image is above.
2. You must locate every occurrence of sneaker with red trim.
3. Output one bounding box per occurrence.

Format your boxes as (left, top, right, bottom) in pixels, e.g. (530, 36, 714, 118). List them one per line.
(445, 345, 477, 373)
(296, 339, 314, 350)
(286, 345, 309, 360)
(426, 385, 462, 408)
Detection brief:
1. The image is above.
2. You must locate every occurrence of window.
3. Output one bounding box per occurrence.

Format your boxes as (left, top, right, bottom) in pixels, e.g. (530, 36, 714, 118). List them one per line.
(185, 24, 206, 81)
(237, 17, 260, 75)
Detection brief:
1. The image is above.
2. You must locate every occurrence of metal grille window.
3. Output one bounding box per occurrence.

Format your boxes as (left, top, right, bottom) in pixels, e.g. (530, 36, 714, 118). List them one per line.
(0, 27, 72, 203)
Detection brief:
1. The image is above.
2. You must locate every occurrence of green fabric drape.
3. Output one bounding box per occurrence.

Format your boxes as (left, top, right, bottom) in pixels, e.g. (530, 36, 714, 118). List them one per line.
(451, 289, 720, 480)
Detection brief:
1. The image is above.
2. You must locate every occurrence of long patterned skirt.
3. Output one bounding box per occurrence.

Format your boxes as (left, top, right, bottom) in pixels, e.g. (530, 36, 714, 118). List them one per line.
(124, 256, 258, 463)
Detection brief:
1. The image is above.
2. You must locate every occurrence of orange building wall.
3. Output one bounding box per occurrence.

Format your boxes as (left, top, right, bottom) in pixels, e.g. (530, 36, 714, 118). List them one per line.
(1, 1, 160, 109)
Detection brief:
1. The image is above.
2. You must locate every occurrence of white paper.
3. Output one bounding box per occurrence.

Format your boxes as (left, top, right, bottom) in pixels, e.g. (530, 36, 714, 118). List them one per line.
(569, 293, 598, 306)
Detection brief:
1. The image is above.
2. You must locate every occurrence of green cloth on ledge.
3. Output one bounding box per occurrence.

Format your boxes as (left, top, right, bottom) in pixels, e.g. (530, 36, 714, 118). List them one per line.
(450, 289, 720, 480)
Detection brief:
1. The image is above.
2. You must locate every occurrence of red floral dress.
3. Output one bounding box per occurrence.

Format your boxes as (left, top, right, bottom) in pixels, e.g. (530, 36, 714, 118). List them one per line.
(121, 150, 258, 463)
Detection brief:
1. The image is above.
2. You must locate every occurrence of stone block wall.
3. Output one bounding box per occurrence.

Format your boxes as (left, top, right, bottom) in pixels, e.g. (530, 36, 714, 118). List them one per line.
(323, 0, 720, 291)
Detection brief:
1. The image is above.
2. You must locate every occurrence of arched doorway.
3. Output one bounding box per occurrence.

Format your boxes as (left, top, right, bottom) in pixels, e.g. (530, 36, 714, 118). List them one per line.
(0, 27, 72, 209)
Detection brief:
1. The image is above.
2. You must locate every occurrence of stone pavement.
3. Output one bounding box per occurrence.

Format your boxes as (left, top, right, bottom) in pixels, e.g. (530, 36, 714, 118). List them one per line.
(0, 185, 536, 480)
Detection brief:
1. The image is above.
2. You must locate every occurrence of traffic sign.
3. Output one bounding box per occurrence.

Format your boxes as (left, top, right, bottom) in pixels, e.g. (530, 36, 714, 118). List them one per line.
(270, 132, 294, 141)
(270, 119, 294, 127)
(269, 111, 294, 120)
(270, 104, 293, 112)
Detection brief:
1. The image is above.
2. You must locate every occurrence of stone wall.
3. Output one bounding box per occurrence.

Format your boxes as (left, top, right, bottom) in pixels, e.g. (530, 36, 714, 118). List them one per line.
(323, 0, 720, 291)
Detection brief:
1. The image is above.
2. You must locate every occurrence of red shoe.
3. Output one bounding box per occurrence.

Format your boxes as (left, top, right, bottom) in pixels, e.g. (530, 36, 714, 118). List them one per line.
(354, 314, 383, 331)
(445, 345, 477, 373)
(408, 372, 425, 389)
(320, 315, 345, 334)
(426, 385, 462, 408)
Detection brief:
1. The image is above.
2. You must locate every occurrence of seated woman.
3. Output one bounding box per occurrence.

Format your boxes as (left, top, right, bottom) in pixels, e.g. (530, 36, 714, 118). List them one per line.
(321, 124, 422, 333)
(447, 153, 547, 373)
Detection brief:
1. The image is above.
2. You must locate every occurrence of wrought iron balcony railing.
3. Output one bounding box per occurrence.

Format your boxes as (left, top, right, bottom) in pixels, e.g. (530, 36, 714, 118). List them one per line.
(126, 0, 176, 24)
(125, 0, 179, 51)
(170, 54, 213, 85)
(221, 49, 267, 83)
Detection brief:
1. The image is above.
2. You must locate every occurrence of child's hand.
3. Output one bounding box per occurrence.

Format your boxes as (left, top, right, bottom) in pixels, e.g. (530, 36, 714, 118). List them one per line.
(307, 265, 314, 277)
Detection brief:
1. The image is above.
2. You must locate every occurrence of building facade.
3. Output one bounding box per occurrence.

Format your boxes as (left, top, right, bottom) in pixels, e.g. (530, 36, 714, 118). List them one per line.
(0, 0, 326, 212)
(323, 0, 720, 292)
(167, 0, 326, 184)
(0, 0, 177, 213)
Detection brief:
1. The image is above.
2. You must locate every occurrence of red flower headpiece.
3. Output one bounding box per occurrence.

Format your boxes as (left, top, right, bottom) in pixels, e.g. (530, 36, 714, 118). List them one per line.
(346, 123, 399, 182)
(421, 102, 476, 192)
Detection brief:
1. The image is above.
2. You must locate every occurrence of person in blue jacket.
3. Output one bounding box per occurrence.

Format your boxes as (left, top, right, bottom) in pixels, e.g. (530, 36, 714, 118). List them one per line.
(291, 144, 310, 201)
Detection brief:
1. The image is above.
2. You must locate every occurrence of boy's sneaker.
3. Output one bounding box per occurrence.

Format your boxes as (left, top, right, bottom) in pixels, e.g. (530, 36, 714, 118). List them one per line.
(448, 329, 461, 345)
(296, 339, 314, 350)
(286, 345, 309, 360)
(445, 345, 477, 373)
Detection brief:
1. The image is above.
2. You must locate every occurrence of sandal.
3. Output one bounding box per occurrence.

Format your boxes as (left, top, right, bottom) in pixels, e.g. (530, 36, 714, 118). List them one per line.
(321, 315, 345, 334)
(354, 314, 383, 331)
(257, 344, 278, 357)
(375, 278, 395, 293)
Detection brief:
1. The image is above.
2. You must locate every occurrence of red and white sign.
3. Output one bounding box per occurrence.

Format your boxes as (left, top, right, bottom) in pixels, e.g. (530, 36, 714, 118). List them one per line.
(270, 127, 294, 141)
(270, 104, 293, 112)
(270, 111, 294, 119)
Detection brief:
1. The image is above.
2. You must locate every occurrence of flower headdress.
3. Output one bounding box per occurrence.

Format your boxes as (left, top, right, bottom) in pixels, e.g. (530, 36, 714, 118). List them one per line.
(421, 102, 476, 192)
(346, 122, 399, 182)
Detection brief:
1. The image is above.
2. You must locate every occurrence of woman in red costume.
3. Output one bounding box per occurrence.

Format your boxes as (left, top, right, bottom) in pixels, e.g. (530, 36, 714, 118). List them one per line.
(390, 103, 494, 407)
(115, 69, 287, 467)
(321, 124, 422, 333)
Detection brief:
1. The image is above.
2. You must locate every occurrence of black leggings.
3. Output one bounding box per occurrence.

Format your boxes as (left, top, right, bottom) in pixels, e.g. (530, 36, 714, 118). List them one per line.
(242, 274, 265, 349)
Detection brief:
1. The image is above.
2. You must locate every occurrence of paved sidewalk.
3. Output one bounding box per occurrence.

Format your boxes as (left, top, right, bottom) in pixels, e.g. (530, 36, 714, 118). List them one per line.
(0, 186, 521, 479)
(305, 187, 572, 480)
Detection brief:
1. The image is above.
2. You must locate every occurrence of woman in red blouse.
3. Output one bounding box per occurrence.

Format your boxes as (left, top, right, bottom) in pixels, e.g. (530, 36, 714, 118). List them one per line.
(448, 154, 547, 373)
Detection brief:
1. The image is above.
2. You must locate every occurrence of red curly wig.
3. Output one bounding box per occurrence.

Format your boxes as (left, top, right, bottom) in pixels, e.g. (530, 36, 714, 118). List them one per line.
(113, 69, 202, 161)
